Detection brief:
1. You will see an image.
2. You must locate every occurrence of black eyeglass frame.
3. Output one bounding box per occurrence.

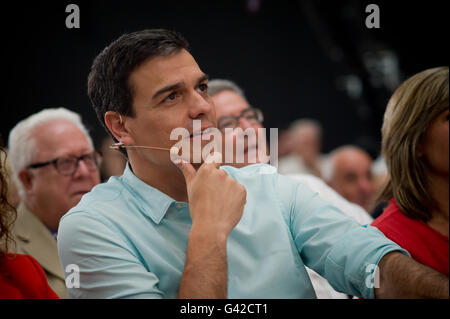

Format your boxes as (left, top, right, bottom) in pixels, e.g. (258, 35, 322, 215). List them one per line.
(217, 107, 264, 131)
(26, 151, 102, 176)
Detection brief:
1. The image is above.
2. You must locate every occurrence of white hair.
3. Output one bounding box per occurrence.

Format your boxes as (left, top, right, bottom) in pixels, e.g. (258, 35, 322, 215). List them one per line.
(8, 107, 93, 199)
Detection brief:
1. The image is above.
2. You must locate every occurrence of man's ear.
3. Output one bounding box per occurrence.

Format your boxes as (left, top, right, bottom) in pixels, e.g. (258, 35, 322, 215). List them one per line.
(18, 169, 34, 195)
(104, 111, 135, 146)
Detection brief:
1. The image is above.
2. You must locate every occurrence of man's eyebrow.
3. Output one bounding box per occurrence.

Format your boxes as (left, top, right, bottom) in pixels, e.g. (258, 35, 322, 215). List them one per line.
(151, 74, 209, 101)
(197, 73, 209, 84)
(152, 82, 183, 100)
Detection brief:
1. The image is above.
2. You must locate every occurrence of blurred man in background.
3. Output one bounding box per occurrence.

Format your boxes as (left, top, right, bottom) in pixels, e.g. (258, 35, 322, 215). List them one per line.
(322, 145, 376, 213)
(278, 119, 325, 177)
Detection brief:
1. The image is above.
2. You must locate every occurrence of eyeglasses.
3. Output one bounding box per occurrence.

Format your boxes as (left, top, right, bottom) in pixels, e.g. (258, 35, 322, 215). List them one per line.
(27, 152, 102, 176)
(217, 108, 264, 131)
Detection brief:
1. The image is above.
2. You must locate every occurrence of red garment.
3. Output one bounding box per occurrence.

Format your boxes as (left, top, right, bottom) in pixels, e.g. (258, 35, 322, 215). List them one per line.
(0, 254, 59, 299)
(372, 199, 449, 276)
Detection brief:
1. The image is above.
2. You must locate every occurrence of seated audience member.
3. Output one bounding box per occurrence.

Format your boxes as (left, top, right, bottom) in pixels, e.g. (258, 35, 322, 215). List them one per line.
(209, 78, 372, 298)
(372, 66, 449, 276)
(277, 129, 295, 158)
(58, 29, 448, 299)
(278, 119, 325, 177)
(8, 108, 101, 298)
(322, 145, 376, 213)
(0, 145, 58, 299)
(99, 135, 126, 181)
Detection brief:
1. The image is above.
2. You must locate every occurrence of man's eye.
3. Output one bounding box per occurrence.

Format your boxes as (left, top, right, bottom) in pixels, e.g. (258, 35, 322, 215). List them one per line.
(58, 158, 75, 168)
(198, 83, 208, 92)
(164, 92, 177, 102)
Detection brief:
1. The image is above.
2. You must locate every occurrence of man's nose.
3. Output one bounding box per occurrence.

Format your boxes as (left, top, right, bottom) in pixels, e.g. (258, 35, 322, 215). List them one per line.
(188, 91, 213, 119)
(238, 117, 253, 130)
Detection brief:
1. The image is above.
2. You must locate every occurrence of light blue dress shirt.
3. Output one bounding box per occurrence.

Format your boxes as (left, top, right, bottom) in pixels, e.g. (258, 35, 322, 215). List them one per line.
(57, 163, 408, 299)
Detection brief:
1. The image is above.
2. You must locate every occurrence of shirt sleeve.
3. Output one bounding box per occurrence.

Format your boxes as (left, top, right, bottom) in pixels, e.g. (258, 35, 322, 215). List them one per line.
(57, 211, 164, 299)
(275, 173, 410, 298)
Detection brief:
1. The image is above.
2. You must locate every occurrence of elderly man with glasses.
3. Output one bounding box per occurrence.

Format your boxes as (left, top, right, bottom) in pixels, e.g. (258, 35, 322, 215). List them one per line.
(209, 80, 266, 168)
(8, 108, 101, 298)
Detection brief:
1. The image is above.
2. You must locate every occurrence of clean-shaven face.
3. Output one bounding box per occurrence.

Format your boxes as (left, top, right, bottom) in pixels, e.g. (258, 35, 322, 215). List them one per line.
(27, 120, 100, 232)
(125, 49, 217, 168)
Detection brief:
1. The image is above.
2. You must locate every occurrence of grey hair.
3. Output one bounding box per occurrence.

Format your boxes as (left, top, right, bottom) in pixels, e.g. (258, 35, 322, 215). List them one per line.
(8, 107, 93, 199)
(207, 79, 248, 102)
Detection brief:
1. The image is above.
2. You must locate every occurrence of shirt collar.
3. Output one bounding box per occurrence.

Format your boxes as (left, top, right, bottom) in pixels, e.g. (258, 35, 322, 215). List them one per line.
(121, 162, 176, 224)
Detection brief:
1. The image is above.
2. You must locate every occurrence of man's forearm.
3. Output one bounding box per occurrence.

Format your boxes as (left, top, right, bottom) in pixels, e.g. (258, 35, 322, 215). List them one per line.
(375, 251, 449, 298)
(178, 225, 229, 298)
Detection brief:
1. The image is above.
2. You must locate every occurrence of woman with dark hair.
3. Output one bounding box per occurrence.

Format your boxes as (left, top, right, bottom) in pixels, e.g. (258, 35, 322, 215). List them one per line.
(372, 66, 449, 276)
(0, 146, 58, 298)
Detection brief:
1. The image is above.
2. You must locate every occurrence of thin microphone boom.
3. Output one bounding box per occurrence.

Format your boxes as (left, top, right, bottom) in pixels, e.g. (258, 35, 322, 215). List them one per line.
(110, 142, 221, 164)
(110, 142, 179, 154)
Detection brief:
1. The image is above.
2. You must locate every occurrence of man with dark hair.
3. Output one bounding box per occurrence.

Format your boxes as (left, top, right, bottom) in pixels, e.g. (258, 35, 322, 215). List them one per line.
(58, 29, 449, 299)
(87, 29, 190, 157)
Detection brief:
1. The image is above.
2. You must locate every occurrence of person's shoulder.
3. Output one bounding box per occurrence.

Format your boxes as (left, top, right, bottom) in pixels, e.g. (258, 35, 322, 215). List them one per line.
(372, 201, 403, 228)
(220, 163, 278, 178)
(287, 173, 323, 187)
(371, 201, 418, 246)
(221, 164, 303, 203)
(287, 173, 345, 196)
(1, 254, 42, 277)
(65, 177, 125, 215)
(83, 176, 125, 203)
(0, 254, 58, 298)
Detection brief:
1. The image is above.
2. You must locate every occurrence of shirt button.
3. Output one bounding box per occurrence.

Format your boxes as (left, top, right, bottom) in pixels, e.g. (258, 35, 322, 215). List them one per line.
(175, 203, 183, 209)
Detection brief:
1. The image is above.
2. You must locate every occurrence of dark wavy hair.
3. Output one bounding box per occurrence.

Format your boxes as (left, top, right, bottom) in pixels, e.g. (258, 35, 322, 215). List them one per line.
(0, 145, 17, 261)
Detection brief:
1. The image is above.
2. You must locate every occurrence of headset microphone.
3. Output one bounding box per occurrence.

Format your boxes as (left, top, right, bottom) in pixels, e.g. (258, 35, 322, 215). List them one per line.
(110, 142, 180, 156)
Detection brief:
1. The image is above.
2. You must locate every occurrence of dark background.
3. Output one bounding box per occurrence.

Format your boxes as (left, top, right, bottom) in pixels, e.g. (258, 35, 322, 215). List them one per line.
(1, 0, 448, 157)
